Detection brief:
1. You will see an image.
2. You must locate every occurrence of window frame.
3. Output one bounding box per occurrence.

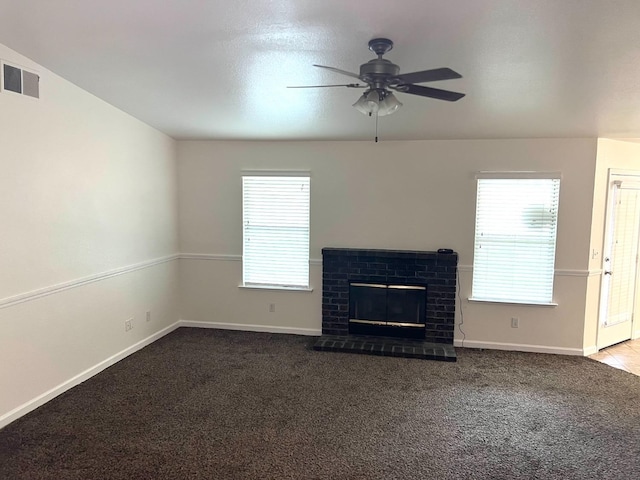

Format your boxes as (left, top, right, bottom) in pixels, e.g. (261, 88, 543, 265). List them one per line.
(470, 172, 561, 306)
(241, 172, 311, 291)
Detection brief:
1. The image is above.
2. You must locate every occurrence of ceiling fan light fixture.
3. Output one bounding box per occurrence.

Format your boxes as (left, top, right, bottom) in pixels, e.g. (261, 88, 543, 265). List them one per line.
(353, 89, 402, 117)
(377, 91, 402, 116)
(353, 90, 381, 115)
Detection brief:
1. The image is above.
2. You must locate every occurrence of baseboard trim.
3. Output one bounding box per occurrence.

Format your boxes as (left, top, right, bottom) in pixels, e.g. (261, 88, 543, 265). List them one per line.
(454, 339, 585, 356)
(0, 254, 179, 310)
(178, 320, 321, 337)
(0, 322, 181, 430)
(583, 345, 599, 356)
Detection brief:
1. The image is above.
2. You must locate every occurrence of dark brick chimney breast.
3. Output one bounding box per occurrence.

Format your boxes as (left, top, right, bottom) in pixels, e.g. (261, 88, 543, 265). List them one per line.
(321, 248, 457, 344)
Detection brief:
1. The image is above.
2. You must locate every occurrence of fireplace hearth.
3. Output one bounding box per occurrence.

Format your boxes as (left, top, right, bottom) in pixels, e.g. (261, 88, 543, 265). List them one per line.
(313, 247, 458, 361)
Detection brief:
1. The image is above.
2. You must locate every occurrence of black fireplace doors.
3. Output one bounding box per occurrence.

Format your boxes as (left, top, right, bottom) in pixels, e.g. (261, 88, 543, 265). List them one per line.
(349, 282, 426, 339)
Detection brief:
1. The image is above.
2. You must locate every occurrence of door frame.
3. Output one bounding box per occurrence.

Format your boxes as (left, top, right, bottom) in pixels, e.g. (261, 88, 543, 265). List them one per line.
(596, 169, 640, 350)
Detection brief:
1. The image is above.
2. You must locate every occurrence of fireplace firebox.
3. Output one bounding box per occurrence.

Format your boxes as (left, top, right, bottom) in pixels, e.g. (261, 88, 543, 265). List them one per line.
(349, 283, 426, 339)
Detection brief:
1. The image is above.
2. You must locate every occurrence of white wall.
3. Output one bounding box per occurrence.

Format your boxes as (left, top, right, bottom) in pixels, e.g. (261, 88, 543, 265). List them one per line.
(0, 44, 179, 427)
(177, 138, 598, 354)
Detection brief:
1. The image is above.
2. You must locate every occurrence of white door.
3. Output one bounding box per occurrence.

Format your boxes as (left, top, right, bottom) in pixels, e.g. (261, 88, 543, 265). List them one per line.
(597, 178, 640, 350)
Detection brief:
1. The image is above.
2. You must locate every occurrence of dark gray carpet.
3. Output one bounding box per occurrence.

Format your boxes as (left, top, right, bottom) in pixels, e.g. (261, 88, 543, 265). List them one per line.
(1, 328, 639, 480)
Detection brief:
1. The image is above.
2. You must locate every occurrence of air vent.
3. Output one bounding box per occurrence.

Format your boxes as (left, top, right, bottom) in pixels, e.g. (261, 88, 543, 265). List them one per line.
(1, 62, 39, 98)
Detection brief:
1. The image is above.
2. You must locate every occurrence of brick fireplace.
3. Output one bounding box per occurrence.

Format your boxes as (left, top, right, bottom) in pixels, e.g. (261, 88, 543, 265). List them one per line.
(321, 248, 458, 344)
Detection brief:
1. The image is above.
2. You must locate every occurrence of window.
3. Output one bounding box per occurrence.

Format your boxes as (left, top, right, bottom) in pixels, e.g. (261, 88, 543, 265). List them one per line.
(471, 175, 560, 304)
(242, 174, 310, 289)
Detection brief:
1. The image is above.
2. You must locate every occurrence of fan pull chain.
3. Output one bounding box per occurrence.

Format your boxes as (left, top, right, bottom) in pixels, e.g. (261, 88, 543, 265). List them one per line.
(375, 112, 379, 143)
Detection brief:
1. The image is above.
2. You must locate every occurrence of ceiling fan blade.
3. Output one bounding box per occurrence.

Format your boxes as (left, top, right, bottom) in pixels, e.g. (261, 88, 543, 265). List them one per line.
(392, 67, 462, 85)
(393, 84, 465, 102)
(287, 83, 366, 89)
(313, 64, 361, 80)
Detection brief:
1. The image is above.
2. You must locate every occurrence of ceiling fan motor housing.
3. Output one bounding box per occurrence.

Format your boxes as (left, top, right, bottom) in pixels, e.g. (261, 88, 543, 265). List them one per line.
(359, 59, 400, 89)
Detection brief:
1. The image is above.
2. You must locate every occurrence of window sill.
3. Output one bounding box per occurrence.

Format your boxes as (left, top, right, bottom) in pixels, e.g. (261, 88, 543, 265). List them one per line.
(239, 284, 314, 292)
(468, 298, 558, 307)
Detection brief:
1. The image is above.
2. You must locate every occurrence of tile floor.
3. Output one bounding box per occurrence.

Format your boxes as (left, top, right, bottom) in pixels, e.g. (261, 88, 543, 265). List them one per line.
(589, 338, 640, 376)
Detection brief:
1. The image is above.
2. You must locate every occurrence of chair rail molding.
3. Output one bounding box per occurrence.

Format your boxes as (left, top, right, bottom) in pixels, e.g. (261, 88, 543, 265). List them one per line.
(0, 254, 180, 310)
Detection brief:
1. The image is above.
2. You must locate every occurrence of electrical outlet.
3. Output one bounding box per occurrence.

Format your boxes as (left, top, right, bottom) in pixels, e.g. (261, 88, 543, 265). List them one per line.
(269, 303, 276, 313)
(146, 311, 151, 322)
(125, 319, 133, 332)
(511, 317, 519, 328)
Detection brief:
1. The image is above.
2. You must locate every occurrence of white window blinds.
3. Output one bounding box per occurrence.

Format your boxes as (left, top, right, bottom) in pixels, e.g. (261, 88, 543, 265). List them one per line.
(472, 177, 560, 304)
(242, 175, 310, 288)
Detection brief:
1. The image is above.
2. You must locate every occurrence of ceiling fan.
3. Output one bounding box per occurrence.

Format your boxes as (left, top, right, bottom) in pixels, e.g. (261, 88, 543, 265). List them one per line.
(288, 38, 465, 117)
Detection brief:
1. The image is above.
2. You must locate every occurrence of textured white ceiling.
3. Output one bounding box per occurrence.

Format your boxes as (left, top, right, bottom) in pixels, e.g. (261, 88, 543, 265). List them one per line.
(1, 0, 640, 141)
